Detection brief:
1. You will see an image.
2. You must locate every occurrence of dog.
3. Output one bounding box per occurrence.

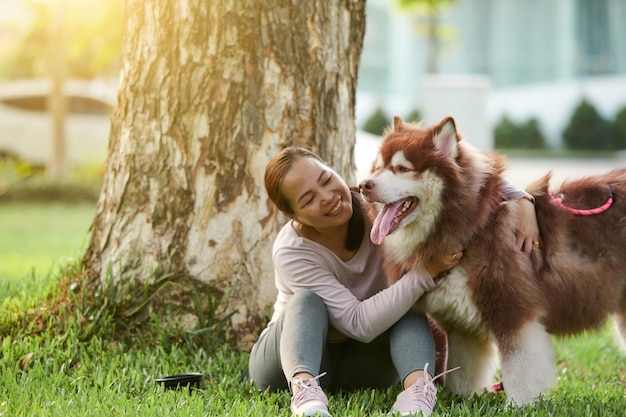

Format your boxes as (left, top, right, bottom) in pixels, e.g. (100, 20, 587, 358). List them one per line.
(358, 115, 626, 405)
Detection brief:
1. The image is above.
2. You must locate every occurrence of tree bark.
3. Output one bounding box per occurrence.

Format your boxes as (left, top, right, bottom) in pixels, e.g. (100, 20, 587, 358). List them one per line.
(82, 0, 366, 346)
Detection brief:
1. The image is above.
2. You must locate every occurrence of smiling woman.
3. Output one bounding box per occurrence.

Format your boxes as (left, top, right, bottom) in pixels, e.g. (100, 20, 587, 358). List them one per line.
(247, 146, 464, 417)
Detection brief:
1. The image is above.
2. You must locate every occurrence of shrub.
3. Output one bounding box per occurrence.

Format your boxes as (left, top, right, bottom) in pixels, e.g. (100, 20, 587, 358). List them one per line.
(611, 105, 626, 150)
(517, 118, 547, 149)
(494, 116, 547, 149)
(404, 108, 422, 123)
(0, 153, 102, 203)
(562, 98, 612, 150)
(494, 116, 517, 149)
(363, 106, 390, 136)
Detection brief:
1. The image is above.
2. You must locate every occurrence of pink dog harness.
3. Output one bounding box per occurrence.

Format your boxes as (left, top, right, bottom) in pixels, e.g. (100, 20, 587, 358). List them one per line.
(549, 188, 613, 216)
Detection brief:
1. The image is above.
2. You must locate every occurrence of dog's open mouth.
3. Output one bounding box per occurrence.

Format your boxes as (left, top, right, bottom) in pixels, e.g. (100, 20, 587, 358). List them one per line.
(370, 197, 419, 245)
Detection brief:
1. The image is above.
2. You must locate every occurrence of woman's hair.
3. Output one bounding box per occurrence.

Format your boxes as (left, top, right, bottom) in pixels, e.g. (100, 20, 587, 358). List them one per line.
(264, 146, 364, 251)
(264, 147, 323, 215)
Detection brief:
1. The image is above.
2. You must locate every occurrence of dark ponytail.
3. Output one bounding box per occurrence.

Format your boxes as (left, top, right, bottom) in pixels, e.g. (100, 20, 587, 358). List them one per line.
(346, 189, 365, 251)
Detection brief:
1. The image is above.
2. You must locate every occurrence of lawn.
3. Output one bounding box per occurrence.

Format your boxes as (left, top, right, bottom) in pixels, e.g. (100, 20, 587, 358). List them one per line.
(0, 202, 95, 304)
(1, 203, 625, 416)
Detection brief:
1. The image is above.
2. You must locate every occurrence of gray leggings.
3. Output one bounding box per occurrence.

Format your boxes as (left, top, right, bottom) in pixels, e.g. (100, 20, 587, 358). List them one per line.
(248, 290, 435, 392)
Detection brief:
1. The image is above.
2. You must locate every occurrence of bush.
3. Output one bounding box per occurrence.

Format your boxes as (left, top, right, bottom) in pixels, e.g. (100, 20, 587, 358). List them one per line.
(363, 107, 390, 136)
(494, 116, 516, 149)
(404, 108, 422, 123)
(494, 116, 547, 149)
(0, 153, 102, 203)
(611, 105, 626, 150)
(518, 118, 547, 149)
(562, 98, 612, 150)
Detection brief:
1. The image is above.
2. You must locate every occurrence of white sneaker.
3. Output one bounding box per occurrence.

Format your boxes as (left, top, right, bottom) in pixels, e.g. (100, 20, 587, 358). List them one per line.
(290, 372, 332, 417)
(390, 363, 459, 416)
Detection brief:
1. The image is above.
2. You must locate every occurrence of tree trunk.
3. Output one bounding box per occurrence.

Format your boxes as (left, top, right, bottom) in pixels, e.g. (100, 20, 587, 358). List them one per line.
(82, 0, 366, 346)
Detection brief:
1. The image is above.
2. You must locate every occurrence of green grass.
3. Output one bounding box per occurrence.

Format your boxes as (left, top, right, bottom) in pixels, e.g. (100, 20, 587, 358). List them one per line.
(1, 203, 625, 416)
(1, 325, 624, 417)
(0, 202, 95, 304)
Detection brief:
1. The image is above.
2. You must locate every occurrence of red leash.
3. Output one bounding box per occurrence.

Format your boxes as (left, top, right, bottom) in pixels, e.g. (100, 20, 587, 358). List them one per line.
(549, 188, 613, 216)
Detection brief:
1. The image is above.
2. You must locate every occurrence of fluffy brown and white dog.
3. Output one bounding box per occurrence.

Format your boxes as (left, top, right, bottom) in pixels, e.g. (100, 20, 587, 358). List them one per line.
(359, 115, 626, 406)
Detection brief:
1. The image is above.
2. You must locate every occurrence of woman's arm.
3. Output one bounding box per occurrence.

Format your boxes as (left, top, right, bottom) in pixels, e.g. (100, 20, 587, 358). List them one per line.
(274, 249, 435, 343)
(502, 177, 540, 256)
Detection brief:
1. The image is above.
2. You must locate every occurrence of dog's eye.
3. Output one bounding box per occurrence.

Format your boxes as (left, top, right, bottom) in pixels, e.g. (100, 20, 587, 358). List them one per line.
(397, 166, 412, 173)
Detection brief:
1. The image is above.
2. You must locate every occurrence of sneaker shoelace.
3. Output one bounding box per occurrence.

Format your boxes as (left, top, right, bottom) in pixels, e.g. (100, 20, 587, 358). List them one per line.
(291, 372, 328, 405)
(409, 363, 460, 410)
(424, 363, 461, 385)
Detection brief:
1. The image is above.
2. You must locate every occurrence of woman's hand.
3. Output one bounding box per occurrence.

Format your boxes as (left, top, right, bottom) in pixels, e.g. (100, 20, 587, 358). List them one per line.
(424, 245, 464, 278)
(514, 197, 540, 257)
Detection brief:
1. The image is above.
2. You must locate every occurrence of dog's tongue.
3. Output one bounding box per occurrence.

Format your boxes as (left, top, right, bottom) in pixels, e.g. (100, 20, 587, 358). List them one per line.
(370, 200, 405, 245)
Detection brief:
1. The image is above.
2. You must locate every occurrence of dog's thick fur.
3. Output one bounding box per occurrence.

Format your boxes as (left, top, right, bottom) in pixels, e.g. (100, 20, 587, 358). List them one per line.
(359, 115, 626, 405)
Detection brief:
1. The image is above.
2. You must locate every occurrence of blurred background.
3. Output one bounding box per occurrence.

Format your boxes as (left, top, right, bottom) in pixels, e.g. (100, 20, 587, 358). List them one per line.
(358, 0, 626, 148)
(0, 0, 122, 287)
(0, 0, 120, 191)
(355, 0, 626, 184)
(0, 0, 625, 190)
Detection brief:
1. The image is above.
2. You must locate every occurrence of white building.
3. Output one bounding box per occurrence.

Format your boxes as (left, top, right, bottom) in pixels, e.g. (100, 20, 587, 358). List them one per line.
(357, 0, 626, 149)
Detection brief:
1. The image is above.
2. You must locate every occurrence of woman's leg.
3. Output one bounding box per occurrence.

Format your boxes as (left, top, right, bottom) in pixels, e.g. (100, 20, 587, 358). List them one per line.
(388, 310, 441, 416)
(248, 290, 329, 391)
(327, 310, 435, 392)
(389, 309, 436, 387)
(326, 333, 399, 391)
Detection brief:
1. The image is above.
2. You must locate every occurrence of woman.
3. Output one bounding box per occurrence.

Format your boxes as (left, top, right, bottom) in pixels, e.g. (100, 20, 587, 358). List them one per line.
(248, 147, 539, 417)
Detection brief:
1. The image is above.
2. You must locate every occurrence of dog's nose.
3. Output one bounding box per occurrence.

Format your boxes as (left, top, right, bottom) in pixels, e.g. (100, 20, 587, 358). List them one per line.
(359, 179, 374, 192)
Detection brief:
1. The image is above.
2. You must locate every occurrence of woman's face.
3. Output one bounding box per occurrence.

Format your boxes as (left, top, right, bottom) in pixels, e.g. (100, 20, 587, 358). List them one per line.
(281, 156, 353, 229)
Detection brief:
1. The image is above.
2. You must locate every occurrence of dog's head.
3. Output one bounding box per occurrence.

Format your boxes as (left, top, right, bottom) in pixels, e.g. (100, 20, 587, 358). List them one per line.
(359, 115, 469, 255)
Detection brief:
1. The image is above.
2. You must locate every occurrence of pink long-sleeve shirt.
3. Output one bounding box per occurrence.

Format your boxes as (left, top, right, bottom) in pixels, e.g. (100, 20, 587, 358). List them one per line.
(267, 218, 436, 344)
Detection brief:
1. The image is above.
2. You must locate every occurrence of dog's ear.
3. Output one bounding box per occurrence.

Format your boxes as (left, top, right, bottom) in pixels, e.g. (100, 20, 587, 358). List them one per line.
(392, 115, 404, 132)
(433, 116, 459, 158)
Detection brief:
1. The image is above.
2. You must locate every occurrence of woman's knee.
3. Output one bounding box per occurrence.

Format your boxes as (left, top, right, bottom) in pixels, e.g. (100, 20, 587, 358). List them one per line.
(287, 290, 327, 316)
(392, 310, 432, 338)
